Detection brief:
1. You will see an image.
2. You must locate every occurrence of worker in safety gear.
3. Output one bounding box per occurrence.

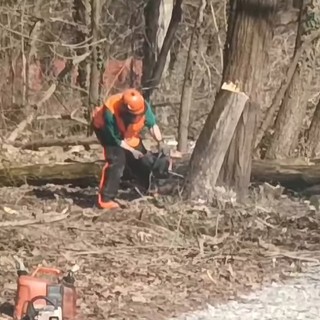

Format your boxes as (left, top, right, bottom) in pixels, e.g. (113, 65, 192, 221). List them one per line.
(92, 88, 164, 210)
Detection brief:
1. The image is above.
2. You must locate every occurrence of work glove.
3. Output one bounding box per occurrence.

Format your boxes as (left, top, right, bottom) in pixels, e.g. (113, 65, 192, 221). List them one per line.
(132, 149, 144, 159)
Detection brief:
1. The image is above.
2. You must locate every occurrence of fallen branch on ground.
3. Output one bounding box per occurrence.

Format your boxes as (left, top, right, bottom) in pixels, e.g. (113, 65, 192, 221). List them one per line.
(259, 239, 320, 263)
(0, 211, 70, 228)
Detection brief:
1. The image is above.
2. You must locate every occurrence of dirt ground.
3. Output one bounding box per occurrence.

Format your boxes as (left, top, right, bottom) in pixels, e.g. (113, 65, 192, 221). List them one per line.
(1, 145, 320, 320)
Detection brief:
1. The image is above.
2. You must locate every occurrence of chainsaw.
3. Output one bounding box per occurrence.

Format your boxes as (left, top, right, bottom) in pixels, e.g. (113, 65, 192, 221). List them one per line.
(13, 257, 78, 320)
(146, 147, 184, 194)
(22, 296, 62, 320)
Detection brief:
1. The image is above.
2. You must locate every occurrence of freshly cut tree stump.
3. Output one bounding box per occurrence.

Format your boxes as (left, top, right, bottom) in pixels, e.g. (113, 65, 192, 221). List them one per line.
(184, 0, 278, 200)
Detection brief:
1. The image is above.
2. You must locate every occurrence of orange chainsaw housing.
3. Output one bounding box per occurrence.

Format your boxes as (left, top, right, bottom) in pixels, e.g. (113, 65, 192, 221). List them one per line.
(14, 266, 77, 320)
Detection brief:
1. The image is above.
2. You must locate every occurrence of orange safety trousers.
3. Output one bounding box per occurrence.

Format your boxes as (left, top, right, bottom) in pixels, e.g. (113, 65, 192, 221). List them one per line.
(97, 144, 154, 206)
(97, 146, 126, 206)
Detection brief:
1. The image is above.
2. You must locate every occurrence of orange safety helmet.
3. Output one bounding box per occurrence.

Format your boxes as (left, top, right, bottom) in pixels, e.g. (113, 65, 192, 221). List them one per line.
(122, 89, 146, 115)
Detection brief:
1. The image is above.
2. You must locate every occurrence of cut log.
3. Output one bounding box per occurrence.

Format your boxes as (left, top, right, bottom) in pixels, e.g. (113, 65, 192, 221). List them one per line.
(1, 159, 320, 193)
(0, 161, 102, 187)
(12, 137, 99, 150)
(9, 134, 177, 151)
(251, 159, 320, 191)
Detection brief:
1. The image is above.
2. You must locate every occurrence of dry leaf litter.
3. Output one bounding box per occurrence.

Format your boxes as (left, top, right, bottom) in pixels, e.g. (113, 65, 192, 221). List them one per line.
(0, 145, 320, 319)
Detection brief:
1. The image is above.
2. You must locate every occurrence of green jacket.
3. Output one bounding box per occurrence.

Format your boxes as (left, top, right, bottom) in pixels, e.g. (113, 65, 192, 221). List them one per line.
(101, 101, 157, 146)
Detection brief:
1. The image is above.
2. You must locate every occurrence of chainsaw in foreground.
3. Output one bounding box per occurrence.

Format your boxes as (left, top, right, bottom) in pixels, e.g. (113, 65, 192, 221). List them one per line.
(13, 261, 78, 320)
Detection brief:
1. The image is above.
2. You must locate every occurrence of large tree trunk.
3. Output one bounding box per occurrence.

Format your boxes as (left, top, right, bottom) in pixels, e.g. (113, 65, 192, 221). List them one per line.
(254, 41, 303, 151)
(183, 0, 277, 200)
(177, 0, 206, 153)
(265, 0, 319, 160)
(254, 2, 302, 150)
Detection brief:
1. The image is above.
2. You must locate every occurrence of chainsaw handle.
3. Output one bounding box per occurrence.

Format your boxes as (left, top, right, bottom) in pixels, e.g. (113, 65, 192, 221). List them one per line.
(23, 295, 57, 320)
(31, 266, 62, 278)
(29, 295, 56, 307)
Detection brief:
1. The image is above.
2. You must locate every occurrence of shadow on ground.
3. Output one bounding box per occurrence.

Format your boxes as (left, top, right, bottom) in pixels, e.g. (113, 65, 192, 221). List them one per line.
(31, 182, 143, 209)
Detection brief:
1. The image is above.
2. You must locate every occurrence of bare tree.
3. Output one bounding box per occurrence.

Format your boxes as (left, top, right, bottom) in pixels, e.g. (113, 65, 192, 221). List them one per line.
(266, 0, 320, 159)
(142, 0, 183, 100)
(183, 0, 278, 200)
(141, 0, 162, 88)
(89, 0, 103, 110)
(177, 0, 206, 153)
(73, 0, 91, 107)
(158, 0, 174, 76)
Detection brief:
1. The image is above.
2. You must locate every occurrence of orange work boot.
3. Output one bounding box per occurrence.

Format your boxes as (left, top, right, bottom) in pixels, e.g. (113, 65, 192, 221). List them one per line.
(99, 200, 120, 210)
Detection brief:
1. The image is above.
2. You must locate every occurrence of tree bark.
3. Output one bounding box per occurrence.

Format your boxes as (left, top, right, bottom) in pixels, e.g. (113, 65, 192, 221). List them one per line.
(177, 0, 206, 153)
(143, 0, 183, 99)
(265, 0, 319, 160)
(157, 0, 174, 76)
(254, 0, 304, 151)
(183, 87, 249, 199)
(265, 62, 313, 160)
(254, 43, 303, 151)
(218, 101, 258, 199)
(256, 27, 320, 151)
(73, 0, 91, 107)
(141, 0, 161, 87)
(88, 0, 102, 111)
(183, 0, 277, 200)
(306, 99, 320, 157)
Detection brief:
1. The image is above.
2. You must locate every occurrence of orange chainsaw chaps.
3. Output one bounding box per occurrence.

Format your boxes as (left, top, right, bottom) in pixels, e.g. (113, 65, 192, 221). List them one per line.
(98, 147, 108, 207)
(14, 266, 77, 320)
